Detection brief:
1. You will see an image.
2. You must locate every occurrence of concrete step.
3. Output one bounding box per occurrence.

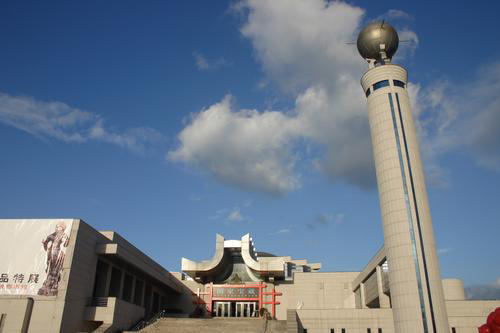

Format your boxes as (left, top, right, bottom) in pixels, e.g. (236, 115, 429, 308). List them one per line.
(134, 317, 288, 333)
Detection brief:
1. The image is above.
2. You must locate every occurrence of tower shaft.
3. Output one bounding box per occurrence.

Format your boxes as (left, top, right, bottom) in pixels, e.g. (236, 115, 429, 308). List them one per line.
(361, 64, 449, 333)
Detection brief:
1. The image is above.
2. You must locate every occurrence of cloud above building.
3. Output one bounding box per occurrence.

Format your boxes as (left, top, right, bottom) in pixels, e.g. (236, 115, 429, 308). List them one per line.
(193, 52, 230, 71)
(170, 0, 500, 195)
(0, 92, 164, 153)
(169, 0, 377, 194)
(412, 62, 500, 176)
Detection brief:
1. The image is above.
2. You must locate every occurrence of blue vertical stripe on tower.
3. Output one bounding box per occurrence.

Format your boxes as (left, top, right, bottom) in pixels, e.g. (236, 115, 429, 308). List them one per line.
(395, 93, 437, 333)
(387, 93, 430, 333)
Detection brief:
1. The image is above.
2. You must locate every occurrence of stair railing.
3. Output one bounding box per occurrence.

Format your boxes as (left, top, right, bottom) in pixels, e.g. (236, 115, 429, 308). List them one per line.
(129, 309, 166, 331)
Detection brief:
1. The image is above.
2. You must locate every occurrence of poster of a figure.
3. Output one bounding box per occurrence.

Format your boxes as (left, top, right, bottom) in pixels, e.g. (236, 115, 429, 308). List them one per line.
(37, 221, 70, 296)
(0, 219, 73, 296)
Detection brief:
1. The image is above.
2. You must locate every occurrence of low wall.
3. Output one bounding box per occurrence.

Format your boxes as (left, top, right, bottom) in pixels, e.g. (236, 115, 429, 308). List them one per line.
(296, 308, 394, 333)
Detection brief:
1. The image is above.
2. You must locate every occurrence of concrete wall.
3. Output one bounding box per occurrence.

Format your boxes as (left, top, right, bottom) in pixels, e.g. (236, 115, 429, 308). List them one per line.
(171, 276, 204, 316)
(296, 308, 394, 333)
(275, 272, 359, 320)
(0, 298, 33, 333)
(60, 220, 110, 333)
(443, 279, 466, 301)
(446, 300, 500, 333)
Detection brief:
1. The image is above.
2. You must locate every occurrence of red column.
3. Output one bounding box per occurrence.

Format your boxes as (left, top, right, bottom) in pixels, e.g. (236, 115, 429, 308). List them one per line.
(262, 286, 282, 319)
(258, 282, 266, 317)
(208, 283, 213, 316)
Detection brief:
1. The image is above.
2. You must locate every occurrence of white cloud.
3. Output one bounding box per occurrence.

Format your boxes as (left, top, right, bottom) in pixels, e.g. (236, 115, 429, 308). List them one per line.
(171, 0, 380, 194)
(307, 212, 345, 230)
(0, 92, 164, 153)
(193, 52, 229, 71)
(238, 0, 364, 93)
(227, 208, 244, 222)
(168, 95, 300, 195)
(210, 205, 249, 223)
(269, 228, 291, 235)
(412, 63, 500, 177)
(395, 29, 419, 60)
(437, 247, 453, 255)
(378, 9, 413, 21)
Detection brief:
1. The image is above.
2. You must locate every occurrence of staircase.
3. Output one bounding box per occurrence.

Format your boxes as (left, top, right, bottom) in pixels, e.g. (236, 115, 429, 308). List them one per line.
(131, 317, 287, 333)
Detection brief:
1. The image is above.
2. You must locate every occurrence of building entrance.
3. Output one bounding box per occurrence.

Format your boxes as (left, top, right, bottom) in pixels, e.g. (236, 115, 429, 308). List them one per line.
(236, 302, 258, 317)
(214, 301, 231, 317)
(213, 301, 258, 317)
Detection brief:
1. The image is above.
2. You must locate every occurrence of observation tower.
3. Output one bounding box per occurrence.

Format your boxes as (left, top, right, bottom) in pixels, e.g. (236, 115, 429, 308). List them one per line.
(358, 22, 450, 333)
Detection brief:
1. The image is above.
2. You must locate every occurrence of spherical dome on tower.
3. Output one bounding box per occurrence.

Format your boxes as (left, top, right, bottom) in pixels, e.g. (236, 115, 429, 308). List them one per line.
(357, 21, 399, 62)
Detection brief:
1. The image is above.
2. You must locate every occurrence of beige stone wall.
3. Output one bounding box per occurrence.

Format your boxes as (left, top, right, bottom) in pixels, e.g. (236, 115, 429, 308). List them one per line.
(171, 278, 204, 316)
(442, 279, 466, 301)
(60, 220, 110, 332)
(274, 272, 359, 320)
(296, 308, 394, 333)
(0, 298, 33, 333)
(446, 300, 500, 333)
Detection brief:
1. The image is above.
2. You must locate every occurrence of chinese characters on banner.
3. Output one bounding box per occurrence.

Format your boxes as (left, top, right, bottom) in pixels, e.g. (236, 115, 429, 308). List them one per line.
(0, 219, 73, 296)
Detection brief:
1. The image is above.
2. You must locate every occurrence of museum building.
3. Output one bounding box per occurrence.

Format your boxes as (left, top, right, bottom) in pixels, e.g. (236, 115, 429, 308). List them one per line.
(0, 218, 498, 333)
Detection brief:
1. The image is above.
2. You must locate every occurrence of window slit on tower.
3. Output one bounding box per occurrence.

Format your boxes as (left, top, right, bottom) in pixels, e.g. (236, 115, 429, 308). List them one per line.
(393, 80, 406, 88)
(394, 93, 437, 333)
(373, 80, 390, 91)
(387, 92, 429, 333)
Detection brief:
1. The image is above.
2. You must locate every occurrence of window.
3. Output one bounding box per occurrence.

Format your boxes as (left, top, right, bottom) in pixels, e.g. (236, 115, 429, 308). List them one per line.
(367, 329, 371, 333)
(393, 80, 405, 88)
(108, 267, 122, 297)
(373, 80, 389, 91)
(365, 88, 371, 97)
(342, 329, 346, 333)
(303, 329, 307, 333)
(451, 328, 456, 333)
(378, 329, 383, 333)
(331, 330, 335, 333)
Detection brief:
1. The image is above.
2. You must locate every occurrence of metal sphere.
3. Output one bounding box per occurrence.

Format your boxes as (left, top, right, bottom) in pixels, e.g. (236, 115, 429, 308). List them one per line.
(357, 21, 399, 61)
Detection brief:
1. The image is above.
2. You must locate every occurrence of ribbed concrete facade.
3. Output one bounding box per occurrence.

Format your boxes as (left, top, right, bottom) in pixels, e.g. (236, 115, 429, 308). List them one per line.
(361, 64, 449, 333)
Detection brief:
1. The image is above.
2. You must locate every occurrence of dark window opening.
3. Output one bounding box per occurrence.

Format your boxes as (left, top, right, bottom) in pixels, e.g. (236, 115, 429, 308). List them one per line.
(342, 329, 346, 333)
(122, 274, 133, 302)
(92, 260, 109, 298)
(452, 328, 456, 333)
(108, 267, 122, 297)
(152, 292, 160, 314)
(133, 280, 144, 306)
(373, 80, 390, 91)
(378, 329, 383, 333)
(331, 329, 335, 333)
(368, 329, 371, 333)
(366, 88, 371, 97)
(144, 285, 153, 317)
(393, 80, 405, 88)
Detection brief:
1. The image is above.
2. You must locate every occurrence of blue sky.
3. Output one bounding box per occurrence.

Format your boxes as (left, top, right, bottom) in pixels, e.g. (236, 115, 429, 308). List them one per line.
(1, 0, 499, 291)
